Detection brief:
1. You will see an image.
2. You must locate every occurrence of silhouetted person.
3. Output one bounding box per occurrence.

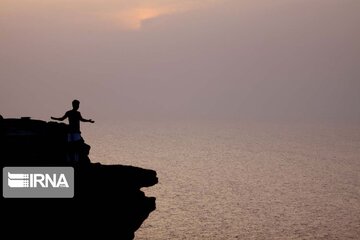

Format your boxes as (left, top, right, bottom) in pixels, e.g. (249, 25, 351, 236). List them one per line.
(51, 100, 94, 162)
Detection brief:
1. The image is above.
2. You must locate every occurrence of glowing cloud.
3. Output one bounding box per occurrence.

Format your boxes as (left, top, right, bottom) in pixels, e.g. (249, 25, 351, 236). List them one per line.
(104, 1, 221, 30)
(1, 0, 222, 31)
(113, 7, 178, 30)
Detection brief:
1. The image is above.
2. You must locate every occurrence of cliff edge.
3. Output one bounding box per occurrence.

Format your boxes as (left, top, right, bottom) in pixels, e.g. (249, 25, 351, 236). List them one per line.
(0, 117, 158, 239)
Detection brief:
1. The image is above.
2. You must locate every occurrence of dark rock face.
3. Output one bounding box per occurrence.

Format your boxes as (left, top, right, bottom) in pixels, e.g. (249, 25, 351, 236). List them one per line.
(0, 118, 157, 239)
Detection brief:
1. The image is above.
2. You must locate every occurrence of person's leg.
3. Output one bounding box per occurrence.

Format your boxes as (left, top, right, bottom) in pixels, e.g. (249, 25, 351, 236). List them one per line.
(67, 133, 81, 163)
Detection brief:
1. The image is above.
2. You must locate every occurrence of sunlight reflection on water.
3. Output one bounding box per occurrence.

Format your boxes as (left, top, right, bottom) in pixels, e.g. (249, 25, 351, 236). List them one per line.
(84, 122, 360, 239)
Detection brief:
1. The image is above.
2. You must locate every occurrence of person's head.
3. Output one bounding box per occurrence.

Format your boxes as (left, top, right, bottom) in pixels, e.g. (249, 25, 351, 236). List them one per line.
(72, 99, 80, 110)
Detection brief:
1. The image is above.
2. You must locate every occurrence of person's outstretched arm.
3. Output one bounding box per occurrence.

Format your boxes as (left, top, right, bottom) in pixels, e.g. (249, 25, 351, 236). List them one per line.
(51, 113, 67, 121)
(79, 113, 95, 123)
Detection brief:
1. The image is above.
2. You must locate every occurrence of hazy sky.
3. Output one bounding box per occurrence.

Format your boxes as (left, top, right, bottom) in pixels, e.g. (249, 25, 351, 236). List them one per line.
(1, 0, 359, 122)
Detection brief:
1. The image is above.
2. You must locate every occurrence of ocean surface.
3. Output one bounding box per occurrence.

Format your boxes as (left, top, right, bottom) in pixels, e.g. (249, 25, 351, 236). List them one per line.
(84, 121, 360, 239)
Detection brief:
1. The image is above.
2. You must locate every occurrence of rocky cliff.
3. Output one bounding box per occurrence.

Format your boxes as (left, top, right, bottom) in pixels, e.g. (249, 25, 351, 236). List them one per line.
(0, 117, 158, 239)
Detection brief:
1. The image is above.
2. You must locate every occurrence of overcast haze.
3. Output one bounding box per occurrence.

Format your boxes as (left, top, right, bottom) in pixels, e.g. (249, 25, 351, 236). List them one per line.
(1, 0, 359, 122)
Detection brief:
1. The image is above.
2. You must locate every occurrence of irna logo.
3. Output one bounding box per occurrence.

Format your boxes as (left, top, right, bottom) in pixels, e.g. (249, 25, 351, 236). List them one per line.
(8, 172, 69, 188)
(3, 167, 74, 198)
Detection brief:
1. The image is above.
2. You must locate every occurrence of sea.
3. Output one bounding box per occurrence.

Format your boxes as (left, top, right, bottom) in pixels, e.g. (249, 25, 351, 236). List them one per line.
(83, 121, 360, 239)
